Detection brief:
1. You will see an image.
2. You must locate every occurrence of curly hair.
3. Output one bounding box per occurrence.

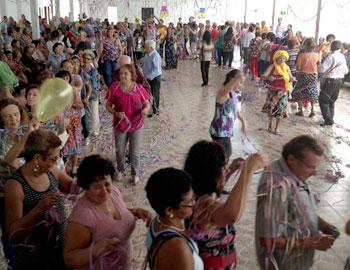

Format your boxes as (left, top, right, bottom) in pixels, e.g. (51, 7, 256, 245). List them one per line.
(184, 140, 226, 197)
(77, 155, 116, 190)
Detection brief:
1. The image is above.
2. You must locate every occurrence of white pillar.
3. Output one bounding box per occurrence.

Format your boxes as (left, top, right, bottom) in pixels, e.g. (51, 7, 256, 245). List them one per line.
(244, 0, 248, 23)
(55, 0, 60, 18)
(0, 0, 7, 20)
(69, 0, 74, 21)
(272, 0, 276, 31)
(315, 0, 322, 42)
(30, 0, 40, 39)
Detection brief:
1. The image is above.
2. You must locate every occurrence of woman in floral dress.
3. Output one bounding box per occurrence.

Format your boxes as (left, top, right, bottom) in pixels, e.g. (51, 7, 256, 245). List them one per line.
(176, 23, 186, 59)
(164, 28, 178, 69)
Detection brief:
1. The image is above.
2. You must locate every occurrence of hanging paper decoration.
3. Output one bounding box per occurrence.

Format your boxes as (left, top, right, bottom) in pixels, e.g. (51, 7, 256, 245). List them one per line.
(280, 10, 287, 15)
(160, 6, 169, 18)
(197, 8, 206, 19)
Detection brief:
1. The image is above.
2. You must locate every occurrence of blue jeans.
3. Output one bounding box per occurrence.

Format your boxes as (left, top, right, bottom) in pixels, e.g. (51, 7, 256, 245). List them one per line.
(81, 103, 90, 139)
(214, 47, 219, 64)
(104, 59, 119, 87)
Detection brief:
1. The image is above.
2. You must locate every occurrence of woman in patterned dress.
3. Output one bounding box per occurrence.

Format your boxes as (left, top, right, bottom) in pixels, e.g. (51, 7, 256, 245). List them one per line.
(261, 50, 296, 135)
(56, 69, 83, 176)
(164, 28, 178, 70)
(184, 141, 268, 270)
(209, 69, 247, 158)
(291, 38, 320, 117)
(176, 23, 186, 59)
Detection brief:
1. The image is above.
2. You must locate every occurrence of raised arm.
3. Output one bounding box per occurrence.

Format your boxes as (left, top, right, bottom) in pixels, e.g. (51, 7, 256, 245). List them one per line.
(211, 153, 269, 226)
(216, 70, 244, 103)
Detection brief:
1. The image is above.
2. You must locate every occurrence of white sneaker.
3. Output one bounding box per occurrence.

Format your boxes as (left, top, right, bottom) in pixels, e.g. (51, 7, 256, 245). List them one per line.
(116, 172, 124, 181)
(132, 176, 141, 186)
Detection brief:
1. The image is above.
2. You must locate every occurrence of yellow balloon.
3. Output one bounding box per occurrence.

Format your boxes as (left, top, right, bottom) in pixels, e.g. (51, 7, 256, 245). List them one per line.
(36, 78, 74, 122)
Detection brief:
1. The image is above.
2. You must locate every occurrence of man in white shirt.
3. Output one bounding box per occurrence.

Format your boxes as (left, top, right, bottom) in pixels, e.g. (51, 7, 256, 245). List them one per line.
(318, 40, 349, 126)
(241, 25, 255, 68)
(275, 17, 285, 38)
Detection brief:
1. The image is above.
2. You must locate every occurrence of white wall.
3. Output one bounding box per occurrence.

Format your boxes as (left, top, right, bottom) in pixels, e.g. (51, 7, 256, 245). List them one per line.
(2, 0, 350, 43)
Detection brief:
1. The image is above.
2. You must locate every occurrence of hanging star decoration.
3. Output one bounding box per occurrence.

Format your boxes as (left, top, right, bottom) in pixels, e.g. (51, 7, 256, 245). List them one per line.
(197, 8, 206, 19)
(160, 6, 169, 18)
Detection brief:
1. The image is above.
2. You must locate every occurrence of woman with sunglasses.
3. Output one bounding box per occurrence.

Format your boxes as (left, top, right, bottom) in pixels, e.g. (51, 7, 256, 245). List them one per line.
(145, 167, 204, 270)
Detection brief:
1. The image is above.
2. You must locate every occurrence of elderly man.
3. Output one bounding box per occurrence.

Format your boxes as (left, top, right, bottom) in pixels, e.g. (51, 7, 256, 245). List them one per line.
(318, 40, 348, 126)
(110, 55, 151, 94)
(261, 21, 270, 34)
(275, 17, 285, 38)
(255, 135, 338, 270)
(142, 40, 162, 116)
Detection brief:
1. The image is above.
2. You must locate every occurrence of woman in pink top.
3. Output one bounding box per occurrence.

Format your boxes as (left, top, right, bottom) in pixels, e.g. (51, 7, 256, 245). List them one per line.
(291, 38, 320, 117)
(105, 64, 151, 185)
(64, 155, 151, 270)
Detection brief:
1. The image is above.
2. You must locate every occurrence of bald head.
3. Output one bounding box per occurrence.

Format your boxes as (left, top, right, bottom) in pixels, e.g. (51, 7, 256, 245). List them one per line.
(119, 55, 132, 67)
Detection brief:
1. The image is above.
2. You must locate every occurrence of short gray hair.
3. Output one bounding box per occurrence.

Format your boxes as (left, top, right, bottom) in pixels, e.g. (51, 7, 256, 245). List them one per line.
(145, 40, 155, 50)
(119, 55, 131, 65)
(82, 49, 95, 60)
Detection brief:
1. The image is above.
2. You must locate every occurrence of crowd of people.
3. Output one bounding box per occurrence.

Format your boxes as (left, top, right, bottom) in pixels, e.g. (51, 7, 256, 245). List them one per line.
(0, 11, 349, 270)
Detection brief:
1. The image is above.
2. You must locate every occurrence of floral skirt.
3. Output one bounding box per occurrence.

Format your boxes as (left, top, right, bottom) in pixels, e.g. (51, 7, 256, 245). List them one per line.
(63, 114, 82, 156)
(262, 89, 289, 119)
(291, 73, 318, 101)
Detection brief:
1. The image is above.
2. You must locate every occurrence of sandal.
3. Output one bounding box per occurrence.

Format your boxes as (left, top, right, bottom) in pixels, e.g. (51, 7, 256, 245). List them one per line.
(268, 125, 273, 133)
(273, 129, 279, 135)
(295, 111, 304, 117)
(309, 112, 315, 117)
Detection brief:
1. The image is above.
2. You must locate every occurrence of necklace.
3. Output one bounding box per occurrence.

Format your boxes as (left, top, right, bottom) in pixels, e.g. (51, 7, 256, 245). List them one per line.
(156, 215, 185, 232)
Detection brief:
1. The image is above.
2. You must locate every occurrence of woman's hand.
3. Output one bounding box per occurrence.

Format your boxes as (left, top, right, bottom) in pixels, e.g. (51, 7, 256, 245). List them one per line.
(131, 208, 152, 226)
(267, 76, 275, 81)
(247, 153, 269, 171)
(92, 238, 118, 257)
(114, 111, 124, 119)
(37, 192, 58, 211)
(141, 107, 150, 116)
(228, 157, 245, 173)
(27, 121, 41, 133)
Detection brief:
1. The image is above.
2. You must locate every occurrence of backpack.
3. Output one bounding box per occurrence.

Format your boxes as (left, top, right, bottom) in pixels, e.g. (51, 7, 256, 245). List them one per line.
(223, 36, 234, 52)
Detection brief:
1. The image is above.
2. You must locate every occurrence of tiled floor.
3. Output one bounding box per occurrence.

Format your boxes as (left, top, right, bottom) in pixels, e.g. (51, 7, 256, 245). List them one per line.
(112, 59, 350, 270)
(2, 58, 350, 270)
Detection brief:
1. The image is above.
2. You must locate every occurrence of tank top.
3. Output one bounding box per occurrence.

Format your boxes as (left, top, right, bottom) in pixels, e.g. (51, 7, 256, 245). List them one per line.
(10, 169, 67, 268)
(146, 217, 204, 270)
(102, 38, 120, 61)
(268, 67, 286, 91)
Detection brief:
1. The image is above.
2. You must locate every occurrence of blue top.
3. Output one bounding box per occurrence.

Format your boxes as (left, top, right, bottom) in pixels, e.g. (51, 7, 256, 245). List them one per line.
(142, 49, 162, 81)
(48, 53, 66, 75)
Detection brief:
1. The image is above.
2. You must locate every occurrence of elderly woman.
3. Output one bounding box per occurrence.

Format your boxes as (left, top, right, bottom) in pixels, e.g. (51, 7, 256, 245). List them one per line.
(48, 42, 66, 75)
(184, 141, 268, 270)
(106, 64, 151, 185)
(99, 27, 123, 87)
(197, 31, 214, 86)
(145, 168, 204, 270)
(291, 38, 320, 117)
(261, 50, 296, 135)
(209, 69, 247, 158)
(5, 128, 77, 269)
(64, 155, 151, 270)
(0, 98, 30, 265)
(82, 50, 100, 138)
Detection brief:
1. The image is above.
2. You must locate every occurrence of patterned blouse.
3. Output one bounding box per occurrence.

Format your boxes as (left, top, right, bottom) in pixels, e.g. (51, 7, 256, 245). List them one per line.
(209, 91, 238, 138)
(102, 38, 120, 61)
(249, 37, 262, 58)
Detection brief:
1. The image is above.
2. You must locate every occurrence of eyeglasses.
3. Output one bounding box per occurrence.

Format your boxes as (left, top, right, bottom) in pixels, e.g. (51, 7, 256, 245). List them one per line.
(83, 57, 92, 60)
(178, 197, 196, 209)
(46, 154, 60, 163)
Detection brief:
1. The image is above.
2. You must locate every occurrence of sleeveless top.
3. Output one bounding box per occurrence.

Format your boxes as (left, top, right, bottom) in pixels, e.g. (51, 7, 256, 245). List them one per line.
(209, 91, 238, 138)
(133, 37, 143, 52)
(146, 217, 203, 270)
(188, 195, 237, 270)
(102, 38, 120, 61)
(10, 169, 67, 268)
(268, 67, 286, 91)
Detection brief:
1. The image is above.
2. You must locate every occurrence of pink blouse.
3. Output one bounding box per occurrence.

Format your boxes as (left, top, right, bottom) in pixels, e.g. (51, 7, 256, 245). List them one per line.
(106, 82, 151, 133)
(68, 186, 136, 270)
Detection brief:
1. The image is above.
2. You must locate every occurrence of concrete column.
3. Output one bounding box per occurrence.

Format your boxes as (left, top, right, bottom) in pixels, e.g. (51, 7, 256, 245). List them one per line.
(69, 0, 74, 21)
(0, 0, 7, 20)
(55, 0, 60, 18)
(30, 0, 40, 39)
(315, 0, 322, 42)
